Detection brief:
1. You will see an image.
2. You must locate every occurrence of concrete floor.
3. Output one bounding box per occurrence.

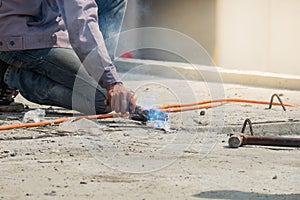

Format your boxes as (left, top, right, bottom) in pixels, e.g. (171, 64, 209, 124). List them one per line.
(0, 74, 299, 199)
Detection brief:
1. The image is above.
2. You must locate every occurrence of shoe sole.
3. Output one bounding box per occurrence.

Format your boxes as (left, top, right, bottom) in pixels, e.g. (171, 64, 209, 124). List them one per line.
(0, 103, 24, 112)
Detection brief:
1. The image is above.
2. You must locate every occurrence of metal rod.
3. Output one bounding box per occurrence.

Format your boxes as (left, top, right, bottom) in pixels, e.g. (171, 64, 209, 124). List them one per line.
(241, 119, 254, 135)
(228, 133, 300, 148)
(269, 94, 286, 111)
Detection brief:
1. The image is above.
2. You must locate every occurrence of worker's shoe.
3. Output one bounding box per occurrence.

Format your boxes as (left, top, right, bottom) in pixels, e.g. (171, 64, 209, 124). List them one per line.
(0, 86, 24, 112)
(0, 65, 24, 112)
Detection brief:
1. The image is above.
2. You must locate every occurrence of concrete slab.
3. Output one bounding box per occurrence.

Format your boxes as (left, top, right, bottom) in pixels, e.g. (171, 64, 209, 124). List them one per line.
(0, 71, 299, 199)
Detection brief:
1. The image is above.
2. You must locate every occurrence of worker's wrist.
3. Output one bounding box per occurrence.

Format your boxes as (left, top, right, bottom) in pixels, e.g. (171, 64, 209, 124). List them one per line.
(106, 82, 123, 91)
(95, 63, 121, 88)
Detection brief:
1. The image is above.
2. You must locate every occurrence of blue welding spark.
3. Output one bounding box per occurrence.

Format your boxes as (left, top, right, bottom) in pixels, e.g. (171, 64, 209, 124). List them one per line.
(144, 108, 168, 122)
(143, 108, 170, 130)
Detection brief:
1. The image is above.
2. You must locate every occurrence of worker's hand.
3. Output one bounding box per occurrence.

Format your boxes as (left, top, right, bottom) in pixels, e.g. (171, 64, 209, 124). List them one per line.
(106, 83, 136, 114)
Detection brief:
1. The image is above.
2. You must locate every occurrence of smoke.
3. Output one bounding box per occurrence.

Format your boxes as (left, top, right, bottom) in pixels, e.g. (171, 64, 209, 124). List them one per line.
(136, 0, 153, 17)
(117, 0, 153, 58)
(122, 0, 153, 30)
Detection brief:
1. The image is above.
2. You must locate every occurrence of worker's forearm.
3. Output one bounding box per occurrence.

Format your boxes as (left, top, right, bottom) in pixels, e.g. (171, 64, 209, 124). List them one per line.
(55, 0, 121, 86)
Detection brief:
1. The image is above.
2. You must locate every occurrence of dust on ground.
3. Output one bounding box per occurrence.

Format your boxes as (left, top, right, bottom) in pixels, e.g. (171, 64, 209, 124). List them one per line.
(0, 79, 299, 200)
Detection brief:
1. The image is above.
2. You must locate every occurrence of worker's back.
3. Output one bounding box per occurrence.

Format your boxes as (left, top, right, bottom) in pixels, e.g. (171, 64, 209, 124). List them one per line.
(0, 0, 70, 51)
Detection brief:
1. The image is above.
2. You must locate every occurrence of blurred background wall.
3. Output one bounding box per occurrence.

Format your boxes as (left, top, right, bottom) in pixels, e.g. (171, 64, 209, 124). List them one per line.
(121, 0, 300, 76)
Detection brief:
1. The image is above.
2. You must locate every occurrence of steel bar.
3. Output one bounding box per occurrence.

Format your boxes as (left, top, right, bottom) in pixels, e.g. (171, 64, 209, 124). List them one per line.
(269, 94, 286, 111)
(228, 133, 300, 148)
(241, 118, 254, 135)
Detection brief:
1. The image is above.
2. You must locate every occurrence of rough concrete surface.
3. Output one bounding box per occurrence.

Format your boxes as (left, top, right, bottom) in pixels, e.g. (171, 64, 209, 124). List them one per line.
(0, 75, 299, 200)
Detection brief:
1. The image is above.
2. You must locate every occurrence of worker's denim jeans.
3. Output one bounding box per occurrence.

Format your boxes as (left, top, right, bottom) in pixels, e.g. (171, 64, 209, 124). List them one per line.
(0, 0, 127, 114)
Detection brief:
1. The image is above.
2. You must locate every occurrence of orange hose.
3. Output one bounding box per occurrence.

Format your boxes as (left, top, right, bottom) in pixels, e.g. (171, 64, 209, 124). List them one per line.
(160, 103, 223, 113)
(158, 98, 299, 109)
(0, 113, 126, 131)
(0, 98, 298, 131)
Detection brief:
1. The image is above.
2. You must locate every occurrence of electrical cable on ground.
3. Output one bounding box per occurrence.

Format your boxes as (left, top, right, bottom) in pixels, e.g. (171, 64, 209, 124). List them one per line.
(0, 97, 298, 131)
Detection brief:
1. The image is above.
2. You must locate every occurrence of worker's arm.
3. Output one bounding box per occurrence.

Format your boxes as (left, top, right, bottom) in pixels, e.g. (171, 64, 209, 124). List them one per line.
(55, 0, 135, 113)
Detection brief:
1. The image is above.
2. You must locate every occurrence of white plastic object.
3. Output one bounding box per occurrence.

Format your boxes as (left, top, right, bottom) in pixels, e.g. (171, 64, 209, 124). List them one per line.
(22, 109, 46, 123)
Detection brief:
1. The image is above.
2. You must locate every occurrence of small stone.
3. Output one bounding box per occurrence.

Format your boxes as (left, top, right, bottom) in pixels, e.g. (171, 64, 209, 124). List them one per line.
(80, 181, 87, 185)
(50, 149, 60, 154)
(44, 191, 56, 196)
(10, 152, 17, 157)
(200, 111, 205, 116)
(272, 175, 277, 180)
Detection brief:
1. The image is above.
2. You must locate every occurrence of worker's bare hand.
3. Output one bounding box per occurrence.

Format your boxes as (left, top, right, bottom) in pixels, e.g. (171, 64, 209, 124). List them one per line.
(107, 83, 136, 114)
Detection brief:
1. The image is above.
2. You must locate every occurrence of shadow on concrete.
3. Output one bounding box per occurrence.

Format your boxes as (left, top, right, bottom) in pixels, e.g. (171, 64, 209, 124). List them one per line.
(193, 190, 300, 200)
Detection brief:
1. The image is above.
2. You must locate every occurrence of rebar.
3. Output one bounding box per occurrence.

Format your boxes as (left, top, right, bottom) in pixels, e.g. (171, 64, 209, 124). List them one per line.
(269, 94, 286, 111)
(228, 133, 300, 148)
